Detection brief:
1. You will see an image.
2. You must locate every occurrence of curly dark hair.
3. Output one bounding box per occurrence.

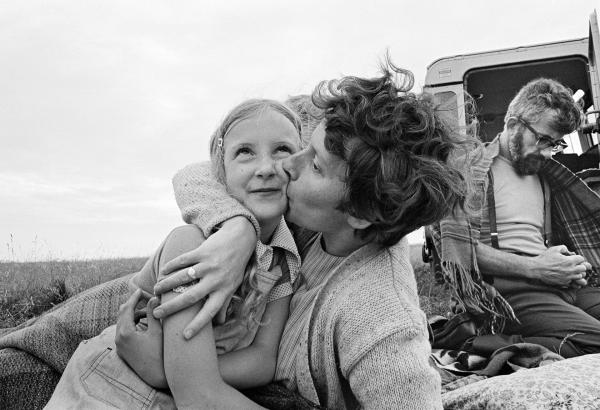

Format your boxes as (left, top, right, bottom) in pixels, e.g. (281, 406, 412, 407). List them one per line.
(505, 78, 583, 134)
(312, 60, 477, 246)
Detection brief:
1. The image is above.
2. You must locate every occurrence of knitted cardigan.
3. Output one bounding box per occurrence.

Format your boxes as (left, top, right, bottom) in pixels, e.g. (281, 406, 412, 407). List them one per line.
(297, 236, 442, 409)
(173, 162, 442, 409)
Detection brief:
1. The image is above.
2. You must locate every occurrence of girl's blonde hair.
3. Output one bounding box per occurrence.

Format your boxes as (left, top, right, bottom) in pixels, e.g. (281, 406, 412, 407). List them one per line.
(209, 99, 301, 327)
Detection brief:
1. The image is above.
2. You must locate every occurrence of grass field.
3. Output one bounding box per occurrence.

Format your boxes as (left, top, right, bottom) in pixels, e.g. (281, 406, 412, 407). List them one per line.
(0, 258, 146, 328)
(0, 246, 451, 329)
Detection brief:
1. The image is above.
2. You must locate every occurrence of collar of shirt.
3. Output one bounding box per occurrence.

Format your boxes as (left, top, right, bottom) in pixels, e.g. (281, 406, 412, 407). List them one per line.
(255, 216, 301, 285)
(486, 135, 501, 160)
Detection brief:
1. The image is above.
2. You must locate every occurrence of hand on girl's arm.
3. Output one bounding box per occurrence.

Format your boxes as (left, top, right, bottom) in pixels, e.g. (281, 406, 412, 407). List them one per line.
(115, 289, 168, 389)
(152, 216, 257, 338)
(157, 162, 260, 338)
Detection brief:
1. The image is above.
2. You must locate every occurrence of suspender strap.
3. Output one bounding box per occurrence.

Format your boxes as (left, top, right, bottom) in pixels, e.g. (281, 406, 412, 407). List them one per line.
(486, 170, 499, 249)
(485, 169, 551, 284)
(487, 170, 552, 249)
(541, 177, 552, 246)
(484, 170, 497, 285)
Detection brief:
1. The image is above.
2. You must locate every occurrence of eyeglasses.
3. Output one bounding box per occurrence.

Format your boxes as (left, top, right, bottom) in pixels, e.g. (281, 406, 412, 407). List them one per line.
(516, 116, 568, 153)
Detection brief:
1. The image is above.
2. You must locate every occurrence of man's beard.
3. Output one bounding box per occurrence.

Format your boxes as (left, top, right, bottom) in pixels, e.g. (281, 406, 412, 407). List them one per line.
(509, 131, 546, 175)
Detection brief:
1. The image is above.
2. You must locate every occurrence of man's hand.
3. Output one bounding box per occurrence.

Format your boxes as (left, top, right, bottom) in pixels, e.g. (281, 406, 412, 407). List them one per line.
(152, 217, 256, 339)
(531, 245, 590, 287)
(115, 289, 167, 389)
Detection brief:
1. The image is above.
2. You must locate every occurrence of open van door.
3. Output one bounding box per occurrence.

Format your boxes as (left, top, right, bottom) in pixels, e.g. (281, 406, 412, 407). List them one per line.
(586, 9, 600, 134)
(423, 9, 600, 173)
(577, 10, 600, 193)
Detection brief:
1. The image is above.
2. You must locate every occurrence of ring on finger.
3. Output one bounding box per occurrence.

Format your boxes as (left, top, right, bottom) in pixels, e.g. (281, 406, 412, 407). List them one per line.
(187, 267, 196, 279)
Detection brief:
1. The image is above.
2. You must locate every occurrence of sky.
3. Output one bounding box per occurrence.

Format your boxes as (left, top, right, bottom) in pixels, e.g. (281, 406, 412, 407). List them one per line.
(1, 0, 597, 261)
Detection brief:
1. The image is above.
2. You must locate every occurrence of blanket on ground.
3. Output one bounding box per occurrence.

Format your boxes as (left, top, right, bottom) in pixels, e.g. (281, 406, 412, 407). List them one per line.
(0, 275, 320, 410)
(441, 353, 600, 409)
(0, 275, 131, 372)
(0, 275, 131, 409)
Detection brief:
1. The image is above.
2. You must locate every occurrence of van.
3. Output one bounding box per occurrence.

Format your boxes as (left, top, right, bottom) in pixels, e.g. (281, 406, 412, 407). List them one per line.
(423, 9, 599, 172)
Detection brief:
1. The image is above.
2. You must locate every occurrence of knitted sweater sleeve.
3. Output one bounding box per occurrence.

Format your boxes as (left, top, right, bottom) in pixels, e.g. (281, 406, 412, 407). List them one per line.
(347, 331, 442, 409)
(172, 161, 260, 237)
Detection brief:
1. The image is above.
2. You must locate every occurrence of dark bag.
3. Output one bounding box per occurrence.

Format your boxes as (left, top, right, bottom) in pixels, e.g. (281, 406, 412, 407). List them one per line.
(429, 312, 477, 350)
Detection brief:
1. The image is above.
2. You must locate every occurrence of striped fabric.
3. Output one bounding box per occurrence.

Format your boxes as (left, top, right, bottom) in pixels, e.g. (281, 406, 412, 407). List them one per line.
(274, 233, 345, 391)
(541, 159, 600, 287)
(166, 217, 300, 304)
(437, 138, 516, 332)
(259, 216, 301, 303)
(0, 276, 132, 409)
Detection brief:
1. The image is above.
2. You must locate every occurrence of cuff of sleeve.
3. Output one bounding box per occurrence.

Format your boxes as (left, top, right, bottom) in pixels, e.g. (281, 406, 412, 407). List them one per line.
(198, 207, 261, 238)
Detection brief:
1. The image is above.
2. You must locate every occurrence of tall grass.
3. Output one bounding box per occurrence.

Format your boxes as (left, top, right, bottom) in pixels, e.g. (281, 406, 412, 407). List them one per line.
(0, 258, 146, 328)
(415, 264, 452, 317)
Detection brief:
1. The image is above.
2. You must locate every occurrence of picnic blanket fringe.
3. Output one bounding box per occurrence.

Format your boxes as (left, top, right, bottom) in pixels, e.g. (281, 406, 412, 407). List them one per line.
(442, 261, 517, 333)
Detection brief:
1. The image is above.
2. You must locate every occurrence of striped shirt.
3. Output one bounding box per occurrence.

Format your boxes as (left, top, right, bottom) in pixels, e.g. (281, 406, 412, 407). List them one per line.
(274, 233, 345, 390)
(255, 216, 301, 303)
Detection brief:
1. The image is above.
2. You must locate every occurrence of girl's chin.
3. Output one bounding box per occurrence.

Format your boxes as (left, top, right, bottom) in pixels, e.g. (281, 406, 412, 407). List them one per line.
(252, 207, 287, 226)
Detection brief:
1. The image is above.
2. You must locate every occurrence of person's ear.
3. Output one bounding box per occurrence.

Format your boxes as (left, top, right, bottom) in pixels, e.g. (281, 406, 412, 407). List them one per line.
(347, 215, 372, 230)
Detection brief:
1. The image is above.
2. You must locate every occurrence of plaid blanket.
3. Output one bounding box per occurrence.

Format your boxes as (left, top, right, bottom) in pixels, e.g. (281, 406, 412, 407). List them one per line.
(436, 138, 516, 332)
(543, 160, 600, 287)
(0, 275, 131, 409)
(436, 137, 600, 333)
(0, 274, 320, 410)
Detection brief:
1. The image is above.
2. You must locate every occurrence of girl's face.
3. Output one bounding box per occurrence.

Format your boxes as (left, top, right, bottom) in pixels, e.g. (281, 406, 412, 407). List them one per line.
(223, 109, 300, 237)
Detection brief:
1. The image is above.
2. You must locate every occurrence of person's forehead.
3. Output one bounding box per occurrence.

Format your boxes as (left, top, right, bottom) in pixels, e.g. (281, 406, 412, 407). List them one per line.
(312, 121, 346, 173)
(226, 110, 299, 144)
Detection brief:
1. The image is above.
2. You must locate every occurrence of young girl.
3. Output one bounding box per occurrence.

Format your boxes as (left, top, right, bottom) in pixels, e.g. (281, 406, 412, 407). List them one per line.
(45, 99, 302, 409)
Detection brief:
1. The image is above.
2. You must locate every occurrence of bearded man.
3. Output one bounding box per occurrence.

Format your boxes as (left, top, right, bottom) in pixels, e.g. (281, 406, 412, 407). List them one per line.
(437, 78, 600, 358)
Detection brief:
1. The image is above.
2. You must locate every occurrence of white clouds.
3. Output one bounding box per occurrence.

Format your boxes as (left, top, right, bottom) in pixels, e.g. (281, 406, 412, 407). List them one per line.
(0, 170, 181, 260)
(0, 171, 176, 225)
(0, 173, 79, 196)
(0, 171, 171, 202)
(1, 0, 595, 260)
